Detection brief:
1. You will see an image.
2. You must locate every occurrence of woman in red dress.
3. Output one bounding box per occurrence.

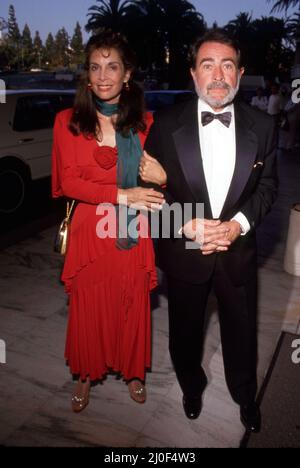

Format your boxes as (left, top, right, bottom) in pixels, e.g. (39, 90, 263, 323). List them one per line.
(52, 31, 166, 412)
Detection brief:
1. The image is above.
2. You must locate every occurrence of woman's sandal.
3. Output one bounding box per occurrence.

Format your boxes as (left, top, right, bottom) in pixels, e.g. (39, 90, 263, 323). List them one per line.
(128, 379, 147, 404)
(71, 379, 90, 413)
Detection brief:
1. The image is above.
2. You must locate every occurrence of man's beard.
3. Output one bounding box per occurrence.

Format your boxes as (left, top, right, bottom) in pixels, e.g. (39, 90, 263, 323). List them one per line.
(195, 76, 241, 109)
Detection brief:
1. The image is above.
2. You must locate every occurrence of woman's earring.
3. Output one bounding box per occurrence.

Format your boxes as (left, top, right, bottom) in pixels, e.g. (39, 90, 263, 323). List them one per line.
(124, 81, 130, 91)
(87, 83, 92, 90)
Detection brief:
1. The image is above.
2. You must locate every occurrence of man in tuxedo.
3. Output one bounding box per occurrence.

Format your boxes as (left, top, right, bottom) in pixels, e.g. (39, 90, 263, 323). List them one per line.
(142, 29, 277, 433)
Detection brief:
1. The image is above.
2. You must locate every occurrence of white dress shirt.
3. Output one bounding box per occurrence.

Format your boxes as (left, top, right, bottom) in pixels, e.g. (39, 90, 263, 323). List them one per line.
(251, 95, 268, 112)
(197, 99, 250, 234)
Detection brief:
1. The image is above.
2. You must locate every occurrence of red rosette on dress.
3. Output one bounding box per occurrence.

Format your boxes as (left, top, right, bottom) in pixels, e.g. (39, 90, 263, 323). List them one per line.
(93, 145, 118, 170)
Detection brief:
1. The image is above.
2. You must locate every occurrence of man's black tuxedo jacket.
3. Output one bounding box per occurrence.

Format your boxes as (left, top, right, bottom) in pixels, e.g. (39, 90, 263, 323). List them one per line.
(144, 97, 278, 286)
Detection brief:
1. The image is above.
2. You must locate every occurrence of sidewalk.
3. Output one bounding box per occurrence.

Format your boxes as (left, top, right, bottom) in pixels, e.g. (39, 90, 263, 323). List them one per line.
(0, 148, 300, 448)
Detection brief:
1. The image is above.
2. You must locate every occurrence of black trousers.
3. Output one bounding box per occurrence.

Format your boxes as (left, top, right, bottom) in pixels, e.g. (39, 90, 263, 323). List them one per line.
(167, 255, 258, 406)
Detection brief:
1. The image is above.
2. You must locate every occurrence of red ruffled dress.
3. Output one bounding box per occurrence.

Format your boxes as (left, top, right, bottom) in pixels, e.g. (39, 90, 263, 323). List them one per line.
(52, 109, 157, 382)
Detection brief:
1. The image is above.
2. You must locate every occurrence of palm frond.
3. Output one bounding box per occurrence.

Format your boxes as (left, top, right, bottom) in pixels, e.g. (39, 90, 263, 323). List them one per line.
(268, 0, 300, 13)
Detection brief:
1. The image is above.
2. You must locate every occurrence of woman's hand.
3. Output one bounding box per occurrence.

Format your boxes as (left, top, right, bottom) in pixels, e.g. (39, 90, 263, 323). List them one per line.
(139, 151, 167, 186)
(117, 187, 165, 211)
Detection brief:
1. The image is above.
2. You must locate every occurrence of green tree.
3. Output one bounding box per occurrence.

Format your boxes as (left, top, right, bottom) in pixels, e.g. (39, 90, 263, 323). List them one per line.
(127, 0, 205, 87)
(0, 17, 9, 69)
(0, 46, 9, 70)
(224, 12, 292, 76)
(268, 0, 300, 70)
(86, 0, 133, 33)
(129, 0, 207, 86)
(7, 4, 20, 43)
(158, 0, 206, 87)
(253, 16, 291, 76)
(287, 11, 300, 42)
(86, 0, 206, 87)
(22, 24, 33, 49)
(7, 4, 21, 68)
(268, 0, 300, 12)
(33, 31, 43, 68)
(124, 0, 167, 74)
(225, 12, 255, 71)
(21, 24, 33, 69)
(225, 12, 254, 40)
(55, 27, 70, 68)
(0, 16, 8, 41)
(287, 11, 300, 65)
(70, 22, 84, 64)
(44, 33, 56, 68)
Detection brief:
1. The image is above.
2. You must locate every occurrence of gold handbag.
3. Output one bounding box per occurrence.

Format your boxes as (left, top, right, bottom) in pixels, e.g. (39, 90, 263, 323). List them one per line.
(54, 200, 76, 255)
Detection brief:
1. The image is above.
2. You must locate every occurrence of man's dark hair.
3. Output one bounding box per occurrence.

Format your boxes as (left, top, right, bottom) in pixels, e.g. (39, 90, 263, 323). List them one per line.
(189, 28, 242, 70)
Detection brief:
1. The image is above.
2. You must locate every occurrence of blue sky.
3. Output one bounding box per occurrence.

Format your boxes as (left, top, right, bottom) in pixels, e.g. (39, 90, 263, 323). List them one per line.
(0, 0, 298, 41)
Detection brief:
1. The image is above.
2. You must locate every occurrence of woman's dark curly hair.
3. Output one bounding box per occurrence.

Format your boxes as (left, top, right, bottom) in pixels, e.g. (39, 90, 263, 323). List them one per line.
(69, 30, 146, 138)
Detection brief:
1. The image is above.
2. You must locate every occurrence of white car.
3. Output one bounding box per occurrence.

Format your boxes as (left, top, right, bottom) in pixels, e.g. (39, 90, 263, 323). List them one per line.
(0, 89, 75, 214)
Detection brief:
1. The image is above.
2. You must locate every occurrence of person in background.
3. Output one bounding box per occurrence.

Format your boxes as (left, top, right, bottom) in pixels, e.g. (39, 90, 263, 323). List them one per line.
(52, 31, 165, 413)
(267, 83, 282, 121)
(282, 97, 300, 151)
(251, 86, 268, 112)
(279, 84, 290, 110)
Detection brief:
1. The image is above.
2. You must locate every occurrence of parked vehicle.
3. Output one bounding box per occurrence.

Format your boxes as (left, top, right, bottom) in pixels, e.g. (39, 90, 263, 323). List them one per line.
(144, 90, 194, 112)
(0, 72, 76, 90)
(0, 89, 75, 214)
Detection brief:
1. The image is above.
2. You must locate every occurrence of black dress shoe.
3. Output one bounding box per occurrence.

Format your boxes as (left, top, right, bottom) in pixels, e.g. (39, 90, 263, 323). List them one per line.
(240, 402, 261, 433)
(182, 395, 203, 420)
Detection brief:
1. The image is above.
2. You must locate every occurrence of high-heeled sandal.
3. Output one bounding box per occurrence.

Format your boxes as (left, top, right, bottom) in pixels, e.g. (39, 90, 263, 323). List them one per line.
(128, 379, 147, 404)
(71, 380, 90, 413)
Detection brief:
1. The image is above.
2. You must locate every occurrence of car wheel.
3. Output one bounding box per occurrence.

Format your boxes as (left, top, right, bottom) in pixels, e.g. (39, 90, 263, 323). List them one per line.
(0, 160, 31, 214)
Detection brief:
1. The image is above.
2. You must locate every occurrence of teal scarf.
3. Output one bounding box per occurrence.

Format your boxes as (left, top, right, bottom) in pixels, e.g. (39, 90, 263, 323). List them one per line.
(94, 98, 142, 250)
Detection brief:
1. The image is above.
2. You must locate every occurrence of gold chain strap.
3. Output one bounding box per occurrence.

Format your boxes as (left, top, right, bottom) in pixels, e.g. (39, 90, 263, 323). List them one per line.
(66, 200, 75, 222)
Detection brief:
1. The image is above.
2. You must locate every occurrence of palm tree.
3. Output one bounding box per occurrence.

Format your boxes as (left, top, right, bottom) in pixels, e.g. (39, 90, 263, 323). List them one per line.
(86, 0, 134, 33)
(287, 11, 300, 37)
(86, 0, 206, 87)
(85, 0, 165, 82)
(225, 12, 294, 76)
(225, 12, 254, 44)
(268, 0, 300, 12)
(253, 16, 291, 76)
(123, 0, 165, 72)
(268, 0, 300, 74)
(287, 11, 300, 65)
(225, 13, 256, 72)
(128, 0, 206, 87)
(159, 0, 206, 86)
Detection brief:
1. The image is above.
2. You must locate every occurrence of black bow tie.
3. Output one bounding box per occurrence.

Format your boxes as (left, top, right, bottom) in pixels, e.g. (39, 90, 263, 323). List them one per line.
(201, 111, 232, 128)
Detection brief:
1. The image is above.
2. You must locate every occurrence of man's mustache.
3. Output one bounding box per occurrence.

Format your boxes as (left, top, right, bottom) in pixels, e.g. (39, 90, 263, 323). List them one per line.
(207, 82, 231, 91)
